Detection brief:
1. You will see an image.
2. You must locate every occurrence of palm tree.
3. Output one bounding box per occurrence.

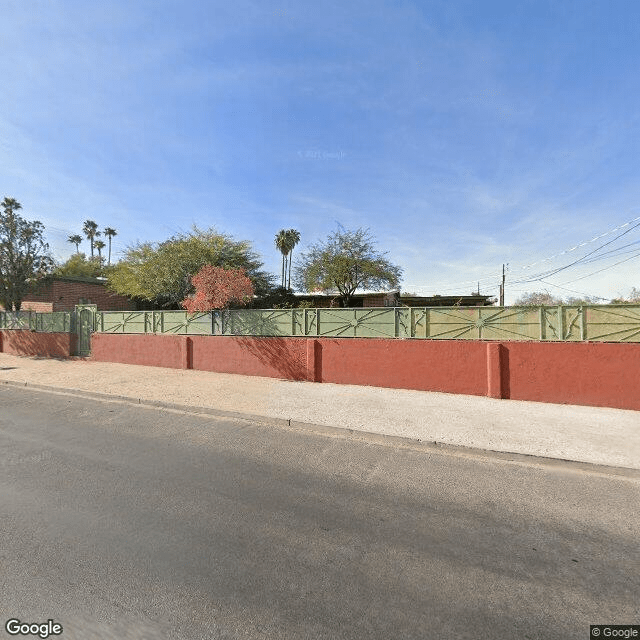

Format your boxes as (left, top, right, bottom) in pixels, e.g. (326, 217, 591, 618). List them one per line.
(2, 197, 22, 215)
(94, 239, 106, 263)
(275, 229, 289, 288)
(285, 229, 300, 290)
(82, 220, 100, 258)
(103, 227, 117, 265)
(67, 234, 83, 253)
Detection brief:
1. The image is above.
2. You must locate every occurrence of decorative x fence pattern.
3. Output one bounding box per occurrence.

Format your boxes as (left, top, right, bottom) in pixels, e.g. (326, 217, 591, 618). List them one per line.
(3, 305, 640, 342)
(0, 311, 73, 333)
(91, 305, 640, 342)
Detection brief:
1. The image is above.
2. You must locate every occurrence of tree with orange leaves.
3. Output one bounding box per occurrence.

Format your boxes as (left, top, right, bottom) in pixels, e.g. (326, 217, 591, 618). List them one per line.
(181, 265, 254, 312)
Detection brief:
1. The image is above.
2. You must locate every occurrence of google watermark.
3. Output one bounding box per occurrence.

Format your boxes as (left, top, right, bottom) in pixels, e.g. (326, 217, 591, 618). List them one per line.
(297, 149, 346, 160)
(5, 619, 63, 638)
(591, 626, 640, 638)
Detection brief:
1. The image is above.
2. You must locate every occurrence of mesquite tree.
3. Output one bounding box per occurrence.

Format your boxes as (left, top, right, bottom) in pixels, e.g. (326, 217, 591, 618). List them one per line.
(0, 197, 53, 311)
(108, 226, 273, 308)
(294, 227, 402, 307)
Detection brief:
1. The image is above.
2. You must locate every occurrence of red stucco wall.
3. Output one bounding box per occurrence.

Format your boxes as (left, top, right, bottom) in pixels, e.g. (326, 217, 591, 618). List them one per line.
(91, 334, 312, 380)
(90, 333, 188, 369)
(0, 330, 77, 358)
(316, 338, 488, 395)
(189, 336, 310, 380)
(503, 342, 640, 410)
(89, 334, 640, 410)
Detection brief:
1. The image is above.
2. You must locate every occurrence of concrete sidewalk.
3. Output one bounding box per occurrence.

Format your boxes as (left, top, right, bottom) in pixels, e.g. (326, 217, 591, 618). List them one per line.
(0, 353, 638, 471)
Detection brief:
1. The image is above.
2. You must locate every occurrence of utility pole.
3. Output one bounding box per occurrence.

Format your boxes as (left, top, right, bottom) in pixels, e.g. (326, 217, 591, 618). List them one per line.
(499, 264, 505, 306)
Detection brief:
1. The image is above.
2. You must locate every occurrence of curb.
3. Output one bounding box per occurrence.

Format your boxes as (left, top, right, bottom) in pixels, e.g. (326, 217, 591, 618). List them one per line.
(2, 379, 639, 480)
(0, 379, 290, 429)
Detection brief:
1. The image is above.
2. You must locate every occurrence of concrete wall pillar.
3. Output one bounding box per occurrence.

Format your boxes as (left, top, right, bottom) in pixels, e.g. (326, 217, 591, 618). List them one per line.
(306, 338, 319, 382)
(486, 342, 505, 399)
(179, 336, 193, 370)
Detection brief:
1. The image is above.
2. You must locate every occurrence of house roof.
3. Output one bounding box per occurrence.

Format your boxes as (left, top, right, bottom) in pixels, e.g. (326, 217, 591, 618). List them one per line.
(45, 275, 108, 285)
(400, 294, 495, 306)
(293, 289, 399, 297)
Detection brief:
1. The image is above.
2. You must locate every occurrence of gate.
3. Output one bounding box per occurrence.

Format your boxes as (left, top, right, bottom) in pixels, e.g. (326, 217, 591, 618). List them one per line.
(75, 305, 97, 356)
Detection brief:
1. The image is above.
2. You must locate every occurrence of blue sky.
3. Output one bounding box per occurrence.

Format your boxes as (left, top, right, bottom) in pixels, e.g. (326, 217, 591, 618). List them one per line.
(1, 0, 639, 303)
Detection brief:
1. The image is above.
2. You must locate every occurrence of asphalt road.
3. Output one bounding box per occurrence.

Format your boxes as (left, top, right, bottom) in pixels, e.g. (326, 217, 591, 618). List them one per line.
(0, 386, 638, 640)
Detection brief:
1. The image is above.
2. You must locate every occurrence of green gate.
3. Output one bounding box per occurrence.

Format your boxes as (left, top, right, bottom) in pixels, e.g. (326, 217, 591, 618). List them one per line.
(75, 305, 97, 356)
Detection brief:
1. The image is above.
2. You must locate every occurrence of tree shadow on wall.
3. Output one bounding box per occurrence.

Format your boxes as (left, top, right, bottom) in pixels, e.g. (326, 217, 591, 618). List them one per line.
(229, 312, 309, 381)
(1, 330, 75, 358)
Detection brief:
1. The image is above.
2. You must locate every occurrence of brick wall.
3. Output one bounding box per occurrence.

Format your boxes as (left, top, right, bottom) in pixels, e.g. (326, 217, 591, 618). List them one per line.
(19, 301, 54, 312)
(15, 278, 136, 312)
(11, 280, 55, 311)
(362, 294, 398, 307)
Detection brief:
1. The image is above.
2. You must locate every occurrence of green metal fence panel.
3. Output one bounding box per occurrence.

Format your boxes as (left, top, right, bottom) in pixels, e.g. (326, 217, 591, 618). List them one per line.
(155, 311, 212, 335)
(413, 307, 479, 340)
(302, 308, 319, 336)
(583, 305, 640, 342)
(1, 311, 35, 330)
(98, 311, 147, 333)
(89, 305, 640, 342)
(221, 309, 297, 336)
(292, 309, 306, 336)
(315, 308, 398, 338)
(0, 304, 638, 345)
(411, 305, 617, 341)
(556, 306, 584, 341)
(0, 311, 73, 332)
(97, 310, 213, 335)
(34, 312, 73, 333)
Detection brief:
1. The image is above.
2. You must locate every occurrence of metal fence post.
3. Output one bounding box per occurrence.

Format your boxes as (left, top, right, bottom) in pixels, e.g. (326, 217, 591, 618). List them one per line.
(538, 307, 544, 340)
(557, 305, 564, 341)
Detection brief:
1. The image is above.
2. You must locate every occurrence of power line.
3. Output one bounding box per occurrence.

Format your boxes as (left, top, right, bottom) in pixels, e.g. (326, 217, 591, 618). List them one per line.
(577, 240, 640, 264)
(537, 280, 609, 301)
(505, 242, 640, 301)
(552, 249, 640, 285)
(405, 214, 640, 294)
(517, 214, 640, 271)
(509, 220, 640, 286)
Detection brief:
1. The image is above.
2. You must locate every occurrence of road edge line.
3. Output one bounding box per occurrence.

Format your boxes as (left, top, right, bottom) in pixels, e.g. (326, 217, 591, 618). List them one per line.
(2, 379, 639, 479)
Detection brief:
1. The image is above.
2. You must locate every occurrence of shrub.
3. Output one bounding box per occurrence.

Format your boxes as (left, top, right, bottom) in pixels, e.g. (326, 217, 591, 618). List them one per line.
(181, 265, 254, 312)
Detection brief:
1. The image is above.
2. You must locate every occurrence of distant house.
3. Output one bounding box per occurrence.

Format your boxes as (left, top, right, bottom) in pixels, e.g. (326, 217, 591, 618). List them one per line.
(7, 275, 137, 312)
(294, 290, 495, 308)
(399, 293, 495, 307)
(293, 290, 399, 308)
